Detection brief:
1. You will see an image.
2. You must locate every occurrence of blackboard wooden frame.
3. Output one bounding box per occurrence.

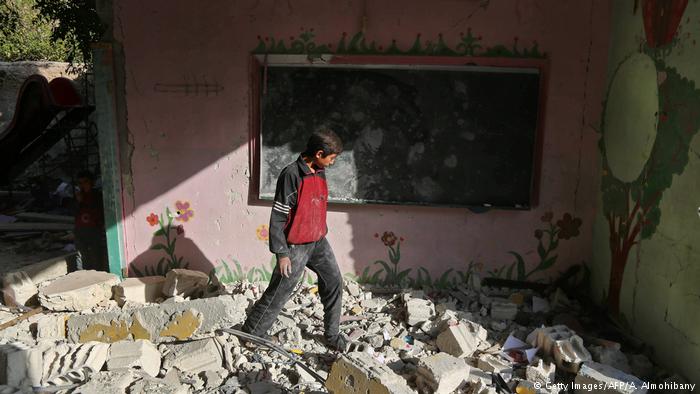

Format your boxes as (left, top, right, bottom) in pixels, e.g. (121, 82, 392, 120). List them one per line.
(248, 54, 549, 209)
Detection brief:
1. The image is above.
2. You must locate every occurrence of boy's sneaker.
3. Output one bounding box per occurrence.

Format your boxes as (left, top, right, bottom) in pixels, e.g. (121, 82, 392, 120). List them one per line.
(324, 334, 348, 352)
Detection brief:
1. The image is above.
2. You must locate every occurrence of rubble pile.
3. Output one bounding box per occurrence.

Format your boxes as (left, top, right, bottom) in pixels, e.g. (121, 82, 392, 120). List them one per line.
(0, 260, 689, 393)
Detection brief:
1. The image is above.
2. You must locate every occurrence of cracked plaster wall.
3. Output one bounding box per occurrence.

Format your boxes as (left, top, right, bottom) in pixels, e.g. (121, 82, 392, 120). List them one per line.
(112, 1, 610, 284)
(590, 1, 700, 384)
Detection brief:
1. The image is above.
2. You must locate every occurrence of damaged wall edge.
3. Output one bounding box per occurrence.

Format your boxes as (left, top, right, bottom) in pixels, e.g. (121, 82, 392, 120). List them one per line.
(92, 43, 126, 278)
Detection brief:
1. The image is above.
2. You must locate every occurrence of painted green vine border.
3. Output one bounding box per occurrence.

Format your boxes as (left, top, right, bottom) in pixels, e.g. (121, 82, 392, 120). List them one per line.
(253, 28, 545, 58)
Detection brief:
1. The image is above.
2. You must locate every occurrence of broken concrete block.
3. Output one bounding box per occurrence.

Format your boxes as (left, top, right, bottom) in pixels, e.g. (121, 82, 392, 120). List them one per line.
(526, 359, 556, 385)
(590, 345, 630, 373)
(161, 338, 223, 374)
(552, 334, 592, 373)
(435, 321, 485, 358)
(42, 342, 110, 386)
(528, 325, 576, 354)
(490, 300, 518, 320)
(477, 354, 513, 381)
(36, 314, 66, 340)
(326, 352, 415, 394)
(67, 294, 247, 343)
(113, 276, 165, 306)
(107, 339, 161, 377)
(346, 281, 361, 297)
(416, 352, 470, 394)
(2, 272, 37, 307)
(129, 377, 189, 394)
(361, 298, 387, 311)
(74, 370, 137, 394)
(38, 270, 120, 311)
(2, 254, 73, 307)
(0, 342, 42, 387)
(467, 367, 492, 386)
(162, 269, 209, 298)
(530, 325, 592, 372)
(406, 298, 435, 326)
(575, 361, 647, 394)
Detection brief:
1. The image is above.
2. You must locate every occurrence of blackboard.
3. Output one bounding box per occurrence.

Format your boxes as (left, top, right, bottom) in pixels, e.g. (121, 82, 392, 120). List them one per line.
(256, 57, 544, 209)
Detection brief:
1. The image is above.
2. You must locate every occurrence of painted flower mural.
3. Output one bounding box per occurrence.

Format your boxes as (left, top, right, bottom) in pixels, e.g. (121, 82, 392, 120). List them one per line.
(210, 224, 313, 285)
(488, 212, 582, 281)
(256, 224, 270, 241)
(175, 201, 194, 222)
(146, 213, 159, 226)
(131, 202, 193, 277)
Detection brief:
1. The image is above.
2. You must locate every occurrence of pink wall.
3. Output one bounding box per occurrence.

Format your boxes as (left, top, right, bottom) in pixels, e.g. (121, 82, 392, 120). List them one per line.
(114, 0, 610, 283)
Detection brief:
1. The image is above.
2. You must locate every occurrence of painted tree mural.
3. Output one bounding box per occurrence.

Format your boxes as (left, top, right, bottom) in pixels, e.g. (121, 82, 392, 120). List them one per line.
(600, 0, 699, 312)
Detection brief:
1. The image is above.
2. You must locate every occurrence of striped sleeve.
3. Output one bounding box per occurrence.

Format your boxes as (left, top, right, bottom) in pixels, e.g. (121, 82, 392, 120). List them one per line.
(269, 169, 298, 258)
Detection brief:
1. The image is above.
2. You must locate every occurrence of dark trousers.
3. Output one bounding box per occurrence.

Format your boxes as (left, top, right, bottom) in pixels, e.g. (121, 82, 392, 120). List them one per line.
(75, 226, 108, 271)
(242, 237, 343, 339)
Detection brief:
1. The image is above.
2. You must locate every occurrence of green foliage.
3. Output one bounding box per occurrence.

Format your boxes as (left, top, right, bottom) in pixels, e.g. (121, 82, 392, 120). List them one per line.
(34, 0, 103, 64)
(0, 0, 71, 61)
(351, 232, 484, 290)
(487, 213, 582, 281)
(210, 255, 316, 285)
(211, 258, 247, 285)
(600, 61, 700, 281)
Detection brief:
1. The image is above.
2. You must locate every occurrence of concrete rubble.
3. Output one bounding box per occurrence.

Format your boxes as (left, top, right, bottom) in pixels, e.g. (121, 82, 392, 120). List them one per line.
(575, 361, 647, 394)
(162, 269, 211, 298)
(113, 276, 166, 306)
(0, 266, 681, 393)
(38, 270, 120, 311)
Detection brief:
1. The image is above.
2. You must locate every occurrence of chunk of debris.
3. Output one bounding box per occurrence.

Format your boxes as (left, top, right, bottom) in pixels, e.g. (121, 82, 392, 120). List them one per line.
(326, 351, 415, 394)
(552, 334, 592, 373)
(575, 361, 647, 394)
(162, 269, 210, 298)
(526, 359, 556, 385)
(41, 341, 110, 386)
(490, 300, 518, 321)
(477, 354, 513, 381)
(161, 338, 223, 374)
(416, 352, 470, 394)
(35, 313, 66, 340)
(405, 298, 435, 326)
(38, 270, 120, 312)
(2, 272, 36, 307)
(436, 321, 486, 358)
(107, 339, 161, 377)
(2, 254, 72, 307)
(530, 325, 592, 372)
(0, 342, 42, 387)
(590, 344, 630, 373)
(73, 369, 137, 394)
(113, 276, 166, 306)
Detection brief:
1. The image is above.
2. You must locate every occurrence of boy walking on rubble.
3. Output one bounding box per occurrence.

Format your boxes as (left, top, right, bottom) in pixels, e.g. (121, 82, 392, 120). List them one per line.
(241, 128, 347, 352)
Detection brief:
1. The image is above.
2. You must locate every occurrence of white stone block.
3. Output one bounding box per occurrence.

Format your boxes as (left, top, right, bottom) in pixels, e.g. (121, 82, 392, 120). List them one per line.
(107, 339, 161, 377)
(162, 269, 210, 298)
(113, 276, 165, 306)
(416, 352, 470, 394)
(38, 270, 120, 311)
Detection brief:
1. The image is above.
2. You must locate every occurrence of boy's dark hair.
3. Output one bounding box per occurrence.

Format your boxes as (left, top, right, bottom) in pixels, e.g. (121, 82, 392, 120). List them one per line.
(302, 128, 343, 158)
(77, 170, 94, 180)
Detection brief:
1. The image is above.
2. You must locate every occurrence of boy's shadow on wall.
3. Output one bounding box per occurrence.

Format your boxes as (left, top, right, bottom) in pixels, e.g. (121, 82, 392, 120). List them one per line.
(128, 228, 214, 277)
